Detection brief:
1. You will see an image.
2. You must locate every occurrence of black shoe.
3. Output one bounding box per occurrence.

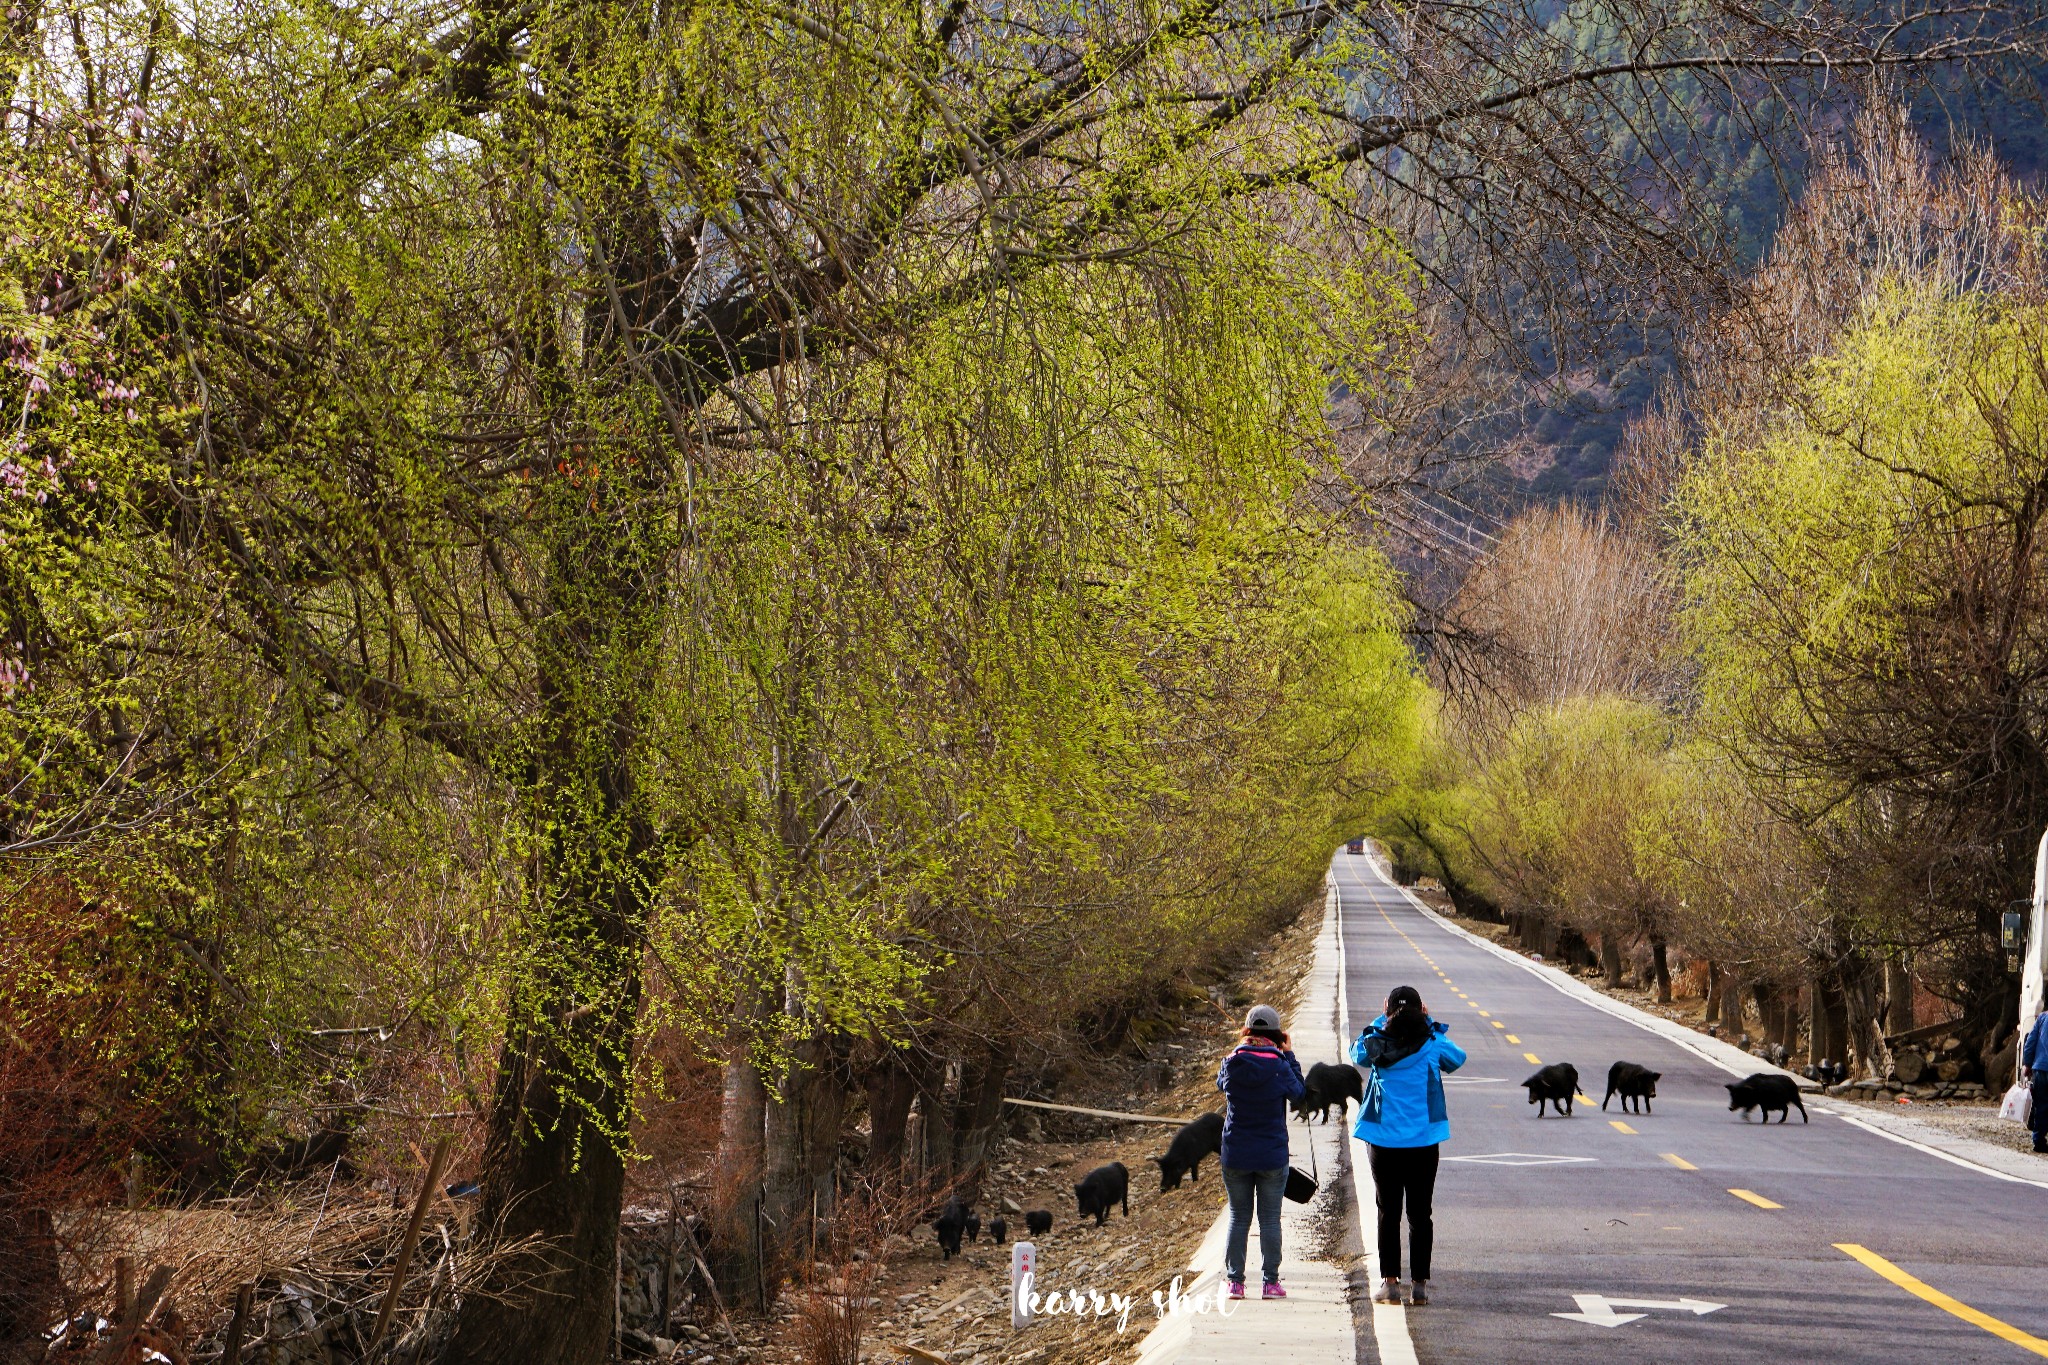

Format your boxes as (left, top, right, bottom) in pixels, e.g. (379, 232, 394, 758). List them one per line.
(2034, 1141, 2047, 1153)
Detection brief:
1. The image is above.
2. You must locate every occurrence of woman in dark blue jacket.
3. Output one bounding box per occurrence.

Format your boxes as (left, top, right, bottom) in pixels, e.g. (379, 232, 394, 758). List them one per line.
(1215, 1004, 1306, 1299)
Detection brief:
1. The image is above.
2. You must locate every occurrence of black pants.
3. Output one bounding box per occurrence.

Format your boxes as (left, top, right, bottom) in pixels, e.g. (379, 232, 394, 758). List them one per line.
(2030, 1073, 2048, 1147)
(1368, 1143, 1440, 1281)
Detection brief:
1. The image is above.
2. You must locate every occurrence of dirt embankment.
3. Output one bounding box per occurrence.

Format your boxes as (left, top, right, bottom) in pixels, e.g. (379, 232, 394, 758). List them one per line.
(749, 903, 1329, 1365)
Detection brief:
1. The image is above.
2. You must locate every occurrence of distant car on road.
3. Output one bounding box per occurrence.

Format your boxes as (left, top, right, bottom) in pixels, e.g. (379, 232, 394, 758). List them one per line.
(1346, 838, 1366, 855)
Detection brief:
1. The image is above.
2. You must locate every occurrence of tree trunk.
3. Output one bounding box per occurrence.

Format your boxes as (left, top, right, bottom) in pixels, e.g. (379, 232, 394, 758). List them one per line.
(1885, 954, 1915, 1034)
(719, 1040, 768, 1188)
(1721, 974, 1746, 1035)
(708, 1013, 770, 1306)
(1820, 979, 1853, 1076)
(805, 1061, 850, 1220)
(1778, 993, 1799, 1053)
(1839, 958, 1890, 1081)
(1599, 936, 1624, 989)
(863, 1053, 917, 1184)
(445, 479, 667, 1365)
(1704, 961, 1723, 1027)
(1651, 939, 1671, 1004)
(949, 1046, 1013, 1203)
(763, 1033, 851, 1249)
(914, 1059, 958, 1190)
(1749, 982, 1774, 1047)
(903, 1110, 926, 1186)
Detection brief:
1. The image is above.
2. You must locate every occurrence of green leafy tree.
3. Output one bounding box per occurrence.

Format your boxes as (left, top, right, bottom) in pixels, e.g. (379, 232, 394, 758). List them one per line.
(7, 2, 2041, 1360)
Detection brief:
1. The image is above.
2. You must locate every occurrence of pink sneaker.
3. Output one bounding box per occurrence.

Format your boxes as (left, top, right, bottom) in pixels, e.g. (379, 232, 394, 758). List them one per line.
(1228, 1279, 1245, 1299)
(1262, 1281, 1287, 1299)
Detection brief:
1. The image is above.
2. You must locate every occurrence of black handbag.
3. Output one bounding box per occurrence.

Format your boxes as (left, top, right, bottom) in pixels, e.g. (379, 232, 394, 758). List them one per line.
(1284, 1131, 1319, 1203)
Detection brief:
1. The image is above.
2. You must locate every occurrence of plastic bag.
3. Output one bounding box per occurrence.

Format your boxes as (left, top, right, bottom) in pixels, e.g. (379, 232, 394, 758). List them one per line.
(2000, 1081, 2032, 1125)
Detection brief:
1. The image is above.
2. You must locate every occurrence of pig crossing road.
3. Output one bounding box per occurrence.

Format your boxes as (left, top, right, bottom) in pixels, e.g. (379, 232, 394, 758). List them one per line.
(1551, 1293, 1727, 1327)
(1331, 853, 2048, 1363)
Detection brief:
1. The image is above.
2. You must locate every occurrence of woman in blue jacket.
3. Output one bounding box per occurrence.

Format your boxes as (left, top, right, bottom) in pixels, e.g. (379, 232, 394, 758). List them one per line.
(1353, 984, 1466, 1306)
(1216, 1004, 1306, 1299)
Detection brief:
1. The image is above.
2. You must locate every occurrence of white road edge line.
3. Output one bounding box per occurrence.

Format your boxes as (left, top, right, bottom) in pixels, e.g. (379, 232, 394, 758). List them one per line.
(1365, 853, 2048, 1194)
(1336, 872, 1422, 1365)
(1821, 1104, 2048, 1190)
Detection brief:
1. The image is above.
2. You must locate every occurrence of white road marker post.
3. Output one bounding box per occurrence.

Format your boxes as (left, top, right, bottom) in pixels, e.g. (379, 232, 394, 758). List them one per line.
(1012, 1241, 1037, 1329)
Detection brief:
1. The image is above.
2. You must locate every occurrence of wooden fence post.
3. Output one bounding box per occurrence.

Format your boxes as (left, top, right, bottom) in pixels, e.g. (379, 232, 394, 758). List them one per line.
(364, 1136, 453, 1357)
(221, 1283, 255, 1365)
(91, 1264, 173, 1365)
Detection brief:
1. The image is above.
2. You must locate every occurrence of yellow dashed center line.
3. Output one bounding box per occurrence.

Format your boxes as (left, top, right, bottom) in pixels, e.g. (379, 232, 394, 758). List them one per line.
(1491, 1021, 1505, 1029)
(1661, 1153, 1697, 1170)
(1478, 1010, 1491, 1017)
(1729, 1189, 1781, 1209)
(1506, 1035, 1521, 1044)
(1523, 1052, 1542, 1064)
(1610, 1120, 1638, 1134)
(1836, 1244, 2048, 1357)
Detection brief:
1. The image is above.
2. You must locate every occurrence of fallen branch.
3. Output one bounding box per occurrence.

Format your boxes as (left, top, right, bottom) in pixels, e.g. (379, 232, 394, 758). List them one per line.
(1000, 1097, 1199, 1126)
(365, 1135, 453, 1356)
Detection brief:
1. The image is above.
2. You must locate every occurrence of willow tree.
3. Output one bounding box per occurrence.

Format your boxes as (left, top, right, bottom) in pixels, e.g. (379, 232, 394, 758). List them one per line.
(10, 0, 2044, 1361)
(1675, 286, 2048, 1071)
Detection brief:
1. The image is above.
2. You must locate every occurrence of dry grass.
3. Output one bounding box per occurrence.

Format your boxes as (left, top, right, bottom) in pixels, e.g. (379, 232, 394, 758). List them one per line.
(52, 1179, 541, 1363)
(746, 899, 1328, 1365)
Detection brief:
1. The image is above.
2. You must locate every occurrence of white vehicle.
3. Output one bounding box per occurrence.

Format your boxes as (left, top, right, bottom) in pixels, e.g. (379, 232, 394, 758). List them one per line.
(2016, 831, 2048, 1041)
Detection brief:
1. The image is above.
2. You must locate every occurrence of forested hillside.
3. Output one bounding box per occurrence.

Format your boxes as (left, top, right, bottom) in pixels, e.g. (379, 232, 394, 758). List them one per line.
(1418, 39, 2048, 506)
(1380, 106, 2048, 1109)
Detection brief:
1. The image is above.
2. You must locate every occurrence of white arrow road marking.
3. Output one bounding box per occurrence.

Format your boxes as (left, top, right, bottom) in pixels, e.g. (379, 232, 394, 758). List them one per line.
(1442, 1076, 1507, 1085)
(1445, 1152, 1598, 1166)
(1552, 1294, 1726, 1328)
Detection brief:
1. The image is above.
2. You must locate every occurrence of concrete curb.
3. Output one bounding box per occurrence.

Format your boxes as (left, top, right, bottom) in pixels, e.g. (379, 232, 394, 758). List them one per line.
(1817, 1096, 2048, 1191)
(1129, 887, 1358, 1365)
(1369, 852, 2048, 1194)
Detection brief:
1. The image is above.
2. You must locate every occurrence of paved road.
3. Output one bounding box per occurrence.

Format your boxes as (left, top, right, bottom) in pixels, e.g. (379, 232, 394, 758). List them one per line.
(1329, 853, 2048, 1364)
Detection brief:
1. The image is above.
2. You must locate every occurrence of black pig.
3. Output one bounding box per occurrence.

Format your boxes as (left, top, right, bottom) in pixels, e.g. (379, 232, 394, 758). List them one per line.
(1292, 1062, 1364, 1125)
(934, 1200, 968, 1259)
(1149, 1113, 1224, 1191)
(1602, 1061, 1661, 1115)
(1726, 1073, 1807, 1124)
(1523, 1063, 1581, 1117)
(1074, 1162, 1130, 1226)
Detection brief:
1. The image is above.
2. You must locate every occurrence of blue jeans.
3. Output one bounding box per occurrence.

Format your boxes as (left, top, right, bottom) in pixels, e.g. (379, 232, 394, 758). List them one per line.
(1221, 1165, 1287, 1284)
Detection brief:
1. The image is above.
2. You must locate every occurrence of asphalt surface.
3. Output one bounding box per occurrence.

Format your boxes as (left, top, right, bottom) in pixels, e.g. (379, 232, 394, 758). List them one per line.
(1328, 853, 2048, 1364)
